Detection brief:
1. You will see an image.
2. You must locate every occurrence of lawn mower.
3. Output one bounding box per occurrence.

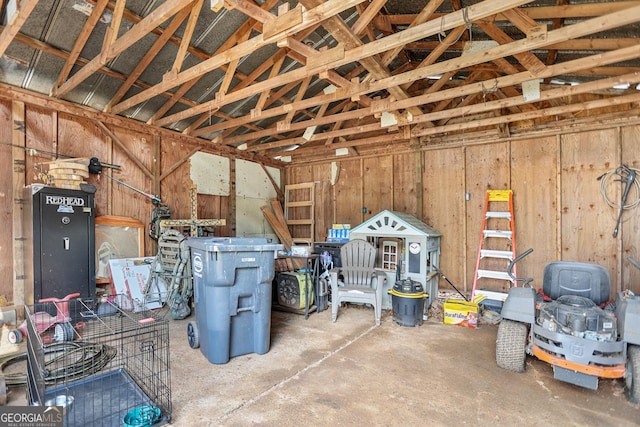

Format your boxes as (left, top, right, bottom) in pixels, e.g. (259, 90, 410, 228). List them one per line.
(496, 249, 640, 404)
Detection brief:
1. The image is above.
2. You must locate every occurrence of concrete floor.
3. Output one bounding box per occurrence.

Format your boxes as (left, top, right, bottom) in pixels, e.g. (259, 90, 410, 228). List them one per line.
(167, 304, 639, 427)
(3, 302, 639, 426)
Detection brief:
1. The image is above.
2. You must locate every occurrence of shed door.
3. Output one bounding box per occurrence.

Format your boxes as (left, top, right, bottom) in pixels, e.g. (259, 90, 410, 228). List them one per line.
(378, 238, 402, 272)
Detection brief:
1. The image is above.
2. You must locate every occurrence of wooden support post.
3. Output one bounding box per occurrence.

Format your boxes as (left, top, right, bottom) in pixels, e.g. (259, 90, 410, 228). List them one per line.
(415, 150, 423, 220)
(153, 135, 161, 198)
(229, 158, 237, 236)
(12, 101, 26, 307)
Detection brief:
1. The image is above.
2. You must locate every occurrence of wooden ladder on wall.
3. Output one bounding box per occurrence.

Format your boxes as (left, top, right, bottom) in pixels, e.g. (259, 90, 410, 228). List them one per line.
(284, 183, 315, 243)
(471, 189, 517, 300)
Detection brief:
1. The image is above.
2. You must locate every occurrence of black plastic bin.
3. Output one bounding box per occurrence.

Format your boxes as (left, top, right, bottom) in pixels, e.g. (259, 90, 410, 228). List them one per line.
(388, 279, 428, 327)
(313, 242, 345, 268)
(186, 237, 283, 364)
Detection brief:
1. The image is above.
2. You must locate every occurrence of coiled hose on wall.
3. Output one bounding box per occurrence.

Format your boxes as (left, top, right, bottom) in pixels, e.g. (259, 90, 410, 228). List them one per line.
(598, 165, 640, 237)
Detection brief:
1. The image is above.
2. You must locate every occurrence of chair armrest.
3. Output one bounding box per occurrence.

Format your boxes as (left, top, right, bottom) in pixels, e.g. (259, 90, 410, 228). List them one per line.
(329, 268, 342, 293)
(372, 271, 387, 294)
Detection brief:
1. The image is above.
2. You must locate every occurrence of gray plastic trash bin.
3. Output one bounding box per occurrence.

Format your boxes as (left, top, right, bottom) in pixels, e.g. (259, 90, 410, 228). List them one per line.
(186, 237, 283, 364)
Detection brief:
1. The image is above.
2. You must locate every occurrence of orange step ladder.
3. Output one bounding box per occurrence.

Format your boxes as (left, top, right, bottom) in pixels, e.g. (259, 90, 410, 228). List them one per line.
(471, 189, 517, 300)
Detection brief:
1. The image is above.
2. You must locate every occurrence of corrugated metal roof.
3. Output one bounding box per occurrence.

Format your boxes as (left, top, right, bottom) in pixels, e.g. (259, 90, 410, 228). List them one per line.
(1, 0, 638, 163)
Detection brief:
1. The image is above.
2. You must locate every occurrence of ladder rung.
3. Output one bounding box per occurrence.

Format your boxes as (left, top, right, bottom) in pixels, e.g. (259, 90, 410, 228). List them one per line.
(486, 211, 511, 219)
(483, 230, 512, 239)
(285, 201, 313, 208)
(475, 289, 509, 302)
(480, 249, 514, 260)
(477, 270, 514, 281)
(286, 219, 313, 225)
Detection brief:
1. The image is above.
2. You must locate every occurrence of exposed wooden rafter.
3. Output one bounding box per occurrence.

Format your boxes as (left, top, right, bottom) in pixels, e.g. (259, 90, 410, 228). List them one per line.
(1, 0, 639, 164)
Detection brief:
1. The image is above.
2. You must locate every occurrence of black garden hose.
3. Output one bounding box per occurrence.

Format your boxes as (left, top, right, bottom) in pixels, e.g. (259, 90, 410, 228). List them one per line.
(0, 341, 116, 387)
(598, 165, 640, 238)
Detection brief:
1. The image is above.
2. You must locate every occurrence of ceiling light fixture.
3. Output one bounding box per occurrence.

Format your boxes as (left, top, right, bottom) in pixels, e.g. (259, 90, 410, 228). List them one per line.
(549, 79, 579, 86)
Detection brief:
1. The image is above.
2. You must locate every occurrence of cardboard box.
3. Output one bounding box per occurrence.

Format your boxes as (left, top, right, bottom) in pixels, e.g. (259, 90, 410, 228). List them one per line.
(108, 258, 168, 312)
(327, 228, 350, 239)
(443, 298, 478, 328)
(326, 237, 349, 243)
(332, 224, 351, 230)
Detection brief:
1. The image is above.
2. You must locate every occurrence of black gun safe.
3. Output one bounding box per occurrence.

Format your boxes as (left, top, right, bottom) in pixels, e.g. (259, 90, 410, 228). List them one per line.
(23, 185, 95, 303)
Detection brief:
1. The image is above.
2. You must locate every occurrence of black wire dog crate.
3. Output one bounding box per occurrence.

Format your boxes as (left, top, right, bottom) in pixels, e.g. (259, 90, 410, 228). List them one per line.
(25, 296, 172, 426)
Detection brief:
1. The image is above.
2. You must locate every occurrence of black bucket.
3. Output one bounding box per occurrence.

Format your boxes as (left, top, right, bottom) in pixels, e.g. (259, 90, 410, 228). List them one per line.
(388, 279, 428, 327)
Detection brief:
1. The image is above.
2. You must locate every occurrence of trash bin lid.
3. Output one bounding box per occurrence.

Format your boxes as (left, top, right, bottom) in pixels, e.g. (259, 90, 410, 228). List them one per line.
(187, 237, 283, 252)
(388, 279, 427, 298)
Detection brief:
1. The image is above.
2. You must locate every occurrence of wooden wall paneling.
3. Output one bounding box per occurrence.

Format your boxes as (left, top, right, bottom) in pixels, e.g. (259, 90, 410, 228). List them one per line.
(65, 116, 113, 216)
(24, 106, 53, 186)
(620, 124, 640, 295)
(54, 114, 109, 214)
(158, 169, 187, 238)
(105, 128, 154, 220)
(333, 159, 363, 228)
(51, 111, 57, 163)
(465, 142, 511, 292)
(285, 165, 313, 185)
(392, 152, 419, 217)
(97, 126, 113, 215)
(510, 136, 559, 287)
(56, 113, 103, 161)
(197, 193, 230, 236)
(423, 147, 466, 292)
(160, 139, 199, 241)
(0, 98, 10, 137)
(96, 127, 153, 254)
(196, 193, 219, 221)
(561, 128, 619, 297)
(0, 100, 12, 300)
(312, 162, 332, 242)
(285, 166, 305, 189)
(363, 155, 393, 220)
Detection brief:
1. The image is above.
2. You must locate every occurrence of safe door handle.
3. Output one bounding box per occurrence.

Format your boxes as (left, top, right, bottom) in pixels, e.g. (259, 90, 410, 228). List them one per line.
(63, 237, 70, 250)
